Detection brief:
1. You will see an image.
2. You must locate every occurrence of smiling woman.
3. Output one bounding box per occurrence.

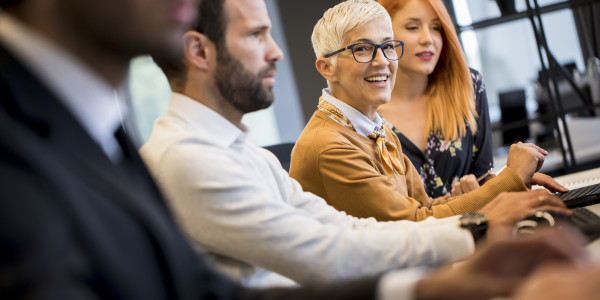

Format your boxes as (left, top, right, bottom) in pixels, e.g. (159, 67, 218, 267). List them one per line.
(289, 0, 527, 222)
(316, 18, 398, 120)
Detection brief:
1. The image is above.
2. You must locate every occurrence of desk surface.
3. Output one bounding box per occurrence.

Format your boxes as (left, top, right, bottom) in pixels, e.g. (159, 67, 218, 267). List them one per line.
(553, 168, 600, 189)
(554, 167, 600, 264)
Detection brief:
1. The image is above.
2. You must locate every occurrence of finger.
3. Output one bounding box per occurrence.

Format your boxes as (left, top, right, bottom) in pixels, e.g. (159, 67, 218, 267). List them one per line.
(431, 194, 450, 205)
(536, 205, 572, 216)
(522, 142, 549, 156)
(525, 189, 552, 200)
(542, 194, 566, 208)
(536, 153, 545, 172)
(532, 173, 569, 193)
(532, 193, 567, 210)
(452, 183, 463, 196)
(459, 176, 470, 191)
(464, 174, 479, 192)
(522, 190, 559, 208)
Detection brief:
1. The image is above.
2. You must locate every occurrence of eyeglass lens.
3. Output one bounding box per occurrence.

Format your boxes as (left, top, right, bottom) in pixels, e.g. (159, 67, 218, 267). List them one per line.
(352, 41, 401, 63)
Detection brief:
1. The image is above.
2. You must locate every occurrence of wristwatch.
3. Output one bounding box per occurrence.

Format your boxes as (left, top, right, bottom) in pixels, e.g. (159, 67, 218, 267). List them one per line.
(459, 212, 488, 243)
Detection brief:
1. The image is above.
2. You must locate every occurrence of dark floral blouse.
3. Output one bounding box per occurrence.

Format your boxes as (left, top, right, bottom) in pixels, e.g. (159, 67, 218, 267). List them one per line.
(384, 69, 494, 198)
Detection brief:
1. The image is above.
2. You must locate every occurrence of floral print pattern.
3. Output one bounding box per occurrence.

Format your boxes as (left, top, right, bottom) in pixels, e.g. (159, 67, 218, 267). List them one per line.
(385, 69, 494, 198)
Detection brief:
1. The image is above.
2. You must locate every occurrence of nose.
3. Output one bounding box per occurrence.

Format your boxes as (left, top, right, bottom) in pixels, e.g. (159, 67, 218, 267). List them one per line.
(267, 34, 284, 62)
(419, 27, 433, 45)
(371, 46, 389, 66)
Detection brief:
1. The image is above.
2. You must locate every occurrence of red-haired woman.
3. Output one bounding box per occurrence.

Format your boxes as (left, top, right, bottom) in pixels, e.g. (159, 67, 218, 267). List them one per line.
(378, 0, 494, 198)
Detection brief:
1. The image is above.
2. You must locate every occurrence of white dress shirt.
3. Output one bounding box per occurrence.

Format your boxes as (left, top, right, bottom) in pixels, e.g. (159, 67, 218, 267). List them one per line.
(140, 92, 475, 295)
(0, 13, 125, 162)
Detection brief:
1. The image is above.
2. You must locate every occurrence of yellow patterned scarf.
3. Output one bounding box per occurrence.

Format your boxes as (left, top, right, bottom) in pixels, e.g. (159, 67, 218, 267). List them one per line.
(317, 99, 404, 178)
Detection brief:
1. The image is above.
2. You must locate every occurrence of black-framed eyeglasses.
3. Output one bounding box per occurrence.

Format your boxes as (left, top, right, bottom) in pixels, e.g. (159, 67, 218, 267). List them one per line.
(323, 40, 404, 63)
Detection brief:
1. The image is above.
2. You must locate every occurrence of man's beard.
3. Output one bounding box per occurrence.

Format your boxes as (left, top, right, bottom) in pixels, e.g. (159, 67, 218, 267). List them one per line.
(214, 48, 276, 114)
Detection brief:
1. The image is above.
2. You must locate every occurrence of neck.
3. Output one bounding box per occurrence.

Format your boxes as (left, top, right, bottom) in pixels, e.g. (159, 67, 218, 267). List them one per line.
(329, 88, 378, 121)
(182, 80, 245, 130)
(391, 71, 429, 103)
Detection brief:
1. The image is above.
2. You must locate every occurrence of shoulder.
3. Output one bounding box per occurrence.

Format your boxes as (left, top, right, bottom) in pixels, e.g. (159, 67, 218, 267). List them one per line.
(296, 110, 368, 155)
(469, 68, 483, 85)
(141, 118, 232, 179)
(469, 68, 486, 92)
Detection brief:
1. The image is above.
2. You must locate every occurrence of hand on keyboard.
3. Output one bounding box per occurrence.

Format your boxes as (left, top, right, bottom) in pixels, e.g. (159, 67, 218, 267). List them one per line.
(514, 208, 600, 242)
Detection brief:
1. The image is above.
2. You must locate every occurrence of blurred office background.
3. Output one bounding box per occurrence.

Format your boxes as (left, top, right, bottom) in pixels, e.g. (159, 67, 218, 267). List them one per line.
(127, 0, 600, 175)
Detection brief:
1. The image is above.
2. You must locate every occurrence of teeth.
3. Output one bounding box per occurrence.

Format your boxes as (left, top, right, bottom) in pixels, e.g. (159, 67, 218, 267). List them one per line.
(365, 76, 387, 82)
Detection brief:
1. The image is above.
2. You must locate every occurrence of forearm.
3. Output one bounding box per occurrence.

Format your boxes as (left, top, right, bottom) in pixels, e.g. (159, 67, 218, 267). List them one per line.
(175, 188, 474, 284)
(318, 154, 431, 222)
(155, 147, 474, 284)
(444, 167, 527, 215)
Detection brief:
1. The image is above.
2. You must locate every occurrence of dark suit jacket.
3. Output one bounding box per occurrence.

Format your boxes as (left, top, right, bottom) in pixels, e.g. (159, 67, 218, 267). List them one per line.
(0, 45, 379, 299)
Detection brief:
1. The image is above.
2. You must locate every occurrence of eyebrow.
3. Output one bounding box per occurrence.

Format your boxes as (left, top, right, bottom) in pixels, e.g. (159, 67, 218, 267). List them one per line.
(351, 37, 394, 44)
(405, 17, 441, 22)
(245, 24, 270, 34)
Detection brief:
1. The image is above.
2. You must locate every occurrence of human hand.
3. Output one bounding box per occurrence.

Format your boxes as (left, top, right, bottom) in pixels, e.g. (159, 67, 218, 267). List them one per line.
(530, 172, 569, 193)
(451, 174, 480, 196)
(512, 263, 600, 300)
(506, 142, 548, 186)
(415, 228, 588, 300)
(479, 189, 570, 239)
(431, 194, 450, 205)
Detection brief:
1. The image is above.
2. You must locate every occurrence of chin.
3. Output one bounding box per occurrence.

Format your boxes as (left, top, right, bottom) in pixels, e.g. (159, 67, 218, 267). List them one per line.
(374, 97, 391, 106)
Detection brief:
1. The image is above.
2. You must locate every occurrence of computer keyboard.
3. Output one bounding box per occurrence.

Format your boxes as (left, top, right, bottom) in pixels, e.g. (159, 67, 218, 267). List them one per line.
(570, 207, 600, 241)
(557, 183, 600, 208)
(571, 207, 600, 227)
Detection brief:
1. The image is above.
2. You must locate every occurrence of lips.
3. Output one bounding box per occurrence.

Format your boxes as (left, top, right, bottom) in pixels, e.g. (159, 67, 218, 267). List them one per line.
(263, 70, 276, 79)
(261, 67, 277, 85)
(365, 74, 389, 83)
(416, 51, 434, 58)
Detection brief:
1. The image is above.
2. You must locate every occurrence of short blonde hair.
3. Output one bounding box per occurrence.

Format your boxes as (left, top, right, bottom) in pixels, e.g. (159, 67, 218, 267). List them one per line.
(311, 0, 391, 66)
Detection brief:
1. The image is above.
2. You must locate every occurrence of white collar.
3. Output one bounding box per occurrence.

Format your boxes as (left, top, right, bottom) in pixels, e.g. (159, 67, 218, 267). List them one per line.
(168, 92, 248, 148)
(0, 13, 125, 162)
(321, 88, 383, 138)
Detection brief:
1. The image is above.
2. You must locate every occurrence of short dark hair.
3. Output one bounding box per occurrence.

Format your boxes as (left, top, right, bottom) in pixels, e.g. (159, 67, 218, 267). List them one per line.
(153, 0, 227, 90)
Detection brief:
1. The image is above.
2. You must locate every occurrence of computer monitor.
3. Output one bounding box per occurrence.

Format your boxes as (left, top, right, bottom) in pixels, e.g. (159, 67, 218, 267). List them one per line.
(499, 88, 530, 145)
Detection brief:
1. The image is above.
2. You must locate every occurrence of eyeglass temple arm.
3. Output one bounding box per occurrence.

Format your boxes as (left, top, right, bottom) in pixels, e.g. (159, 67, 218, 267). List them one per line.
(323, 46, 351, 58)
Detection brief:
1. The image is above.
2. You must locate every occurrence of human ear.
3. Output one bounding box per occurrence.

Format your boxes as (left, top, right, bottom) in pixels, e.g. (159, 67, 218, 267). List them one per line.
(315, 57, 338, 83)
(182, 31, 214, 71)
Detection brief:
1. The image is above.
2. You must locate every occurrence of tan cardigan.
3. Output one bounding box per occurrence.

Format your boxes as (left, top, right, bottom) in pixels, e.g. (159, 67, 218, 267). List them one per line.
(290, 110, 528, 221)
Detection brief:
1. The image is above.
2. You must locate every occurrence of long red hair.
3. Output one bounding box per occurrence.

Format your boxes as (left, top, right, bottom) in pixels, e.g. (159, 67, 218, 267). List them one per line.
(379, 0, 478, 140)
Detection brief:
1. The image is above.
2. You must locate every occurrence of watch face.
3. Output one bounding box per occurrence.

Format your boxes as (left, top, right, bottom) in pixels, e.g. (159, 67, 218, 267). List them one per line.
(460, 213, 488, 243)
(461, 213, 487, 226)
